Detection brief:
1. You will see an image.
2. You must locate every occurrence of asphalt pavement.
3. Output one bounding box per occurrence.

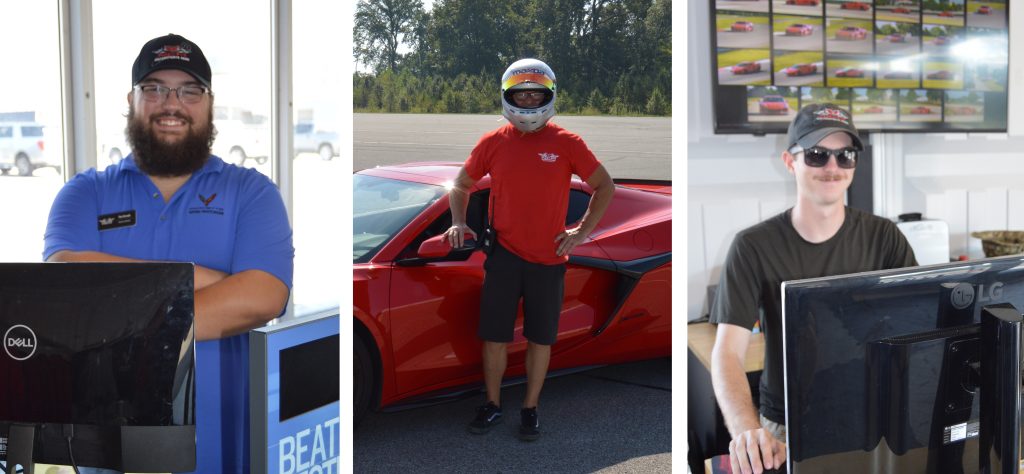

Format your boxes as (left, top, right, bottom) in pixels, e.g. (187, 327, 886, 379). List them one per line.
(354, 358, 672, 473)
(353, 113, 671, 181)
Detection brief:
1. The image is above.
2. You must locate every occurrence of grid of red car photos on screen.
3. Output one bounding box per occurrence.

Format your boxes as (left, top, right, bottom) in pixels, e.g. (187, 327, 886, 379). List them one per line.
(714, 0, 1007, 125)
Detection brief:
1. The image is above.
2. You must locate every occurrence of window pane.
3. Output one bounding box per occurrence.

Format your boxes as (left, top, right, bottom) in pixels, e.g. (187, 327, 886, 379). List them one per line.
(92, 0, 272, 177)
(0, 2, 66, 262)
(292, 2, 344, 312)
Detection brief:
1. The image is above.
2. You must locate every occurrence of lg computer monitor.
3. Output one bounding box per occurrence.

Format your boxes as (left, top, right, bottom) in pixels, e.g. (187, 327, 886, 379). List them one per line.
(0, 262, 195, 472)
(782, 255, 1024, 473)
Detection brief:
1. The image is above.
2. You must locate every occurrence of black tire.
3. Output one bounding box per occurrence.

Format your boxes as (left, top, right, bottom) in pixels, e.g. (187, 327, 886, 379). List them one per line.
(15, 154, 31, 176)
(354, 332, 374, 426)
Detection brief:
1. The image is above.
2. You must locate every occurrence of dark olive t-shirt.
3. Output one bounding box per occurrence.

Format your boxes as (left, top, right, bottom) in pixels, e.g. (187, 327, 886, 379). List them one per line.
(709, 207, 918, 424)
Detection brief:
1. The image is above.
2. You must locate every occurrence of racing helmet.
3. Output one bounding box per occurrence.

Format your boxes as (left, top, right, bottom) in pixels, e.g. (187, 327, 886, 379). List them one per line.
(501, 58, 556, 132)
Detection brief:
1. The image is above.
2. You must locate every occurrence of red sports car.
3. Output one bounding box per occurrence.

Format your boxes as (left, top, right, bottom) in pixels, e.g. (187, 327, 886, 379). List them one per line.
(888, 33, 906, 42)
(786, 0, 819, 5)
(841, 2, 871, 10)
(926, 70, 953, 80)
(353, 163, 671, 423)
(785, 63, 818, 76)
(863, 105, 884, 113)
(835, 67, 865, 78)
(893, 7, 911, 13)
(910, 106, 932, 114)
(785, 23, 814, 35)
(731, 21, 755, 32)
(836, 26, 868, 40)
(938, 10, 954, 17)
(731, 61, 762, 74)
(977, 5, 992, 14)
(759, 95, 791, 114)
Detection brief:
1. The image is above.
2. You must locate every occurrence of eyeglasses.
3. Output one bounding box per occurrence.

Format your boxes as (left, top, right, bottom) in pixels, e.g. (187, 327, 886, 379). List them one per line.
(134, 84, 211, 104)
(789, 145, 859, 169)
(512, 91, 547, 101)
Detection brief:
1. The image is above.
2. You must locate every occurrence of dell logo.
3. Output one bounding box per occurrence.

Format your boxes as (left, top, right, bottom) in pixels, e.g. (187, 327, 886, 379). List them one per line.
(3, 325, 37, 361)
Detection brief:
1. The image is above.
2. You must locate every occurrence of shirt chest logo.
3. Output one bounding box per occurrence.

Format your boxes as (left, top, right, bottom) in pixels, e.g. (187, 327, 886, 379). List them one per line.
(189, 192, 225, 216)
(538, 152, 559, 163)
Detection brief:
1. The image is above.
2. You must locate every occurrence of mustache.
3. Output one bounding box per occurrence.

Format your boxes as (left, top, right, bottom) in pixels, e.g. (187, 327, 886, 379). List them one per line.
(815, 173, 846, 181)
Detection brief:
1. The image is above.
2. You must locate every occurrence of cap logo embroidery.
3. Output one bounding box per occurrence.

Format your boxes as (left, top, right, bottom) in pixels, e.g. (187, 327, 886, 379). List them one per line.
(813, 108, 850, 125)
(539, 152, 559, 163)
(153, 44, 192, 63)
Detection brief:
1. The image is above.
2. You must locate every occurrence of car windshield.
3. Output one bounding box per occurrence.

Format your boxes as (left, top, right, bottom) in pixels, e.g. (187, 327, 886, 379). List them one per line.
(354, 174, 446, 263)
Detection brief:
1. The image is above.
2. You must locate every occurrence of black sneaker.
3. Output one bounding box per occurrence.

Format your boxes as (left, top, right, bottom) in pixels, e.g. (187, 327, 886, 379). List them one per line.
(468, 401, 503, 434)
(518, 407, 540, 441)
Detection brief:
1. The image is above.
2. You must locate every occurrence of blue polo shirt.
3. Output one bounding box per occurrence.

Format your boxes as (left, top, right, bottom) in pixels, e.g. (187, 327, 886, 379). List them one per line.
(44, 155, 294, 474)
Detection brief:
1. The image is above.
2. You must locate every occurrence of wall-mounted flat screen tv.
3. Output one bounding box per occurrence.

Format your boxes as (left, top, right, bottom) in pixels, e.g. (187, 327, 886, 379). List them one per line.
(711, 0, 1010, 134)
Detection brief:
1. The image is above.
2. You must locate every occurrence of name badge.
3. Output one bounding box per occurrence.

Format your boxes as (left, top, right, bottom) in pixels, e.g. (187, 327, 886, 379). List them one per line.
(97, 210, 136, 231)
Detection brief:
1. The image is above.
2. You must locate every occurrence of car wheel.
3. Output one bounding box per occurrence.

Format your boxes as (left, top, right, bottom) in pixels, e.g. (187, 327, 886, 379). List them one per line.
(109, 148, 123, 165)
(0, 167, 9, 176)
(15, 154, 32, 177)
(318, 143, 334, 161)
(354, 333, 374, 426)
(229, 147, 247, 166)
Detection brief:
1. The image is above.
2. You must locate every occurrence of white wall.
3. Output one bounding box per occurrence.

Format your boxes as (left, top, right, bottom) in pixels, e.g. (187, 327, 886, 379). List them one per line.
(686, 0, 1024, 322)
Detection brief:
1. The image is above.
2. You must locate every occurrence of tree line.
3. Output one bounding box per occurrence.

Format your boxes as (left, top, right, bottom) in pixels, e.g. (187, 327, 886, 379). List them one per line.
(353, 0, 672, 116)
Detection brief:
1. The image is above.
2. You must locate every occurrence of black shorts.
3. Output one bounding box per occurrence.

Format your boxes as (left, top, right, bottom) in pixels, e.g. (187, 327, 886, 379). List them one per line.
(478, 243, 566, 345)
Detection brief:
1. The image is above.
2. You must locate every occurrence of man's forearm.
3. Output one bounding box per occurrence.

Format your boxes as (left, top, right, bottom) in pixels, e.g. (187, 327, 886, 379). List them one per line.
(449, 188, 470, 226)
(712, 355, 763, 437)
(577, 184, 614, 236)
(47, 249, 227, 289)
(194, 269, 289, 341)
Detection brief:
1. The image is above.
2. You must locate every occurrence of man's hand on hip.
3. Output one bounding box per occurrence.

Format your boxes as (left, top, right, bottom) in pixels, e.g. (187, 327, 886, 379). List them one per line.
(554, 228, 587, 256)
(444, 224, 477, 249)
(729, 427, 786, 474)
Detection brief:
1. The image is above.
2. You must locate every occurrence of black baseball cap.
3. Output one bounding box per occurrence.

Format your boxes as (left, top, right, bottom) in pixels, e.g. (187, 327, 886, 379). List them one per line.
(787, 103, 863, 151)
(132, 34, 211, 88)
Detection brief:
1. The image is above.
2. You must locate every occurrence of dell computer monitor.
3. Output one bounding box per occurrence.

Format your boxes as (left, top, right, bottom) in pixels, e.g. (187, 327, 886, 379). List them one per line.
(782, 255, 1024, 473)
(0, 262, 195, 472)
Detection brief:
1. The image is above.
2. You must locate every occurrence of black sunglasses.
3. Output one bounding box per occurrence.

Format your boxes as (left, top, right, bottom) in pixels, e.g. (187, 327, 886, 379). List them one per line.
(789, 145, 859, 169)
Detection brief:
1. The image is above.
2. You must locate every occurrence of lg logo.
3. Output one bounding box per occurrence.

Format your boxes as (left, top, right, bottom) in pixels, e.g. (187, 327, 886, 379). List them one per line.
(3, 325, 37, 361)
(950, 282, 1004, 310)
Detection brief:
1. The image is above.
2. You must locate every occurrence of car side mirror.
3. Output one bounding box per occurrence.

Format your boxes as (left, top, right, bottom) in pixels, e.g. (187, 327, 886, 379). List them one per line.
(418, 235, 452, 258)
(417, 234, 478, 259)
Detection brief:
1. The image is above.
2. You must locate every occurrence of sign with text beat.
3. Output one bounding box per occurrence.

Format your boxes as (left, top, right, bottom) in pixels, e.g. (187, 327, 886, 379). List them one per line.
(251, 311, 339, 474)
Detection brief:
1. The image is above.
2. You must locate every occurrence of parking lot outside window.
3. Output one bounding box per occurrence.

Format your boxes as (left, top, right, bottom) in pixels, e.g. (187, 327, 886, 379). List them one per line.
(291, 2, 344, 312)
(0, 2, 67, 262)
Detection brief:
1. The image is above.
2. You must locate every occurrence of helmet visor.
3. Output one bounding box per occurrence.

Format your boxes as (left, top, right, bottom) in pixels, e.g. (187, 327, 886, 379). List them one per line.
(502, 72, 555, 92)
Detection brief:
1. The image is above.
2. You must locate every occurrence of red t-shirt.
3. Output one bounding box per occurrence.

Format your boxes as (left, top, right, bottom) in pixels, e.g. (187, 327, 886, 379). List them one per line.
(464, 122, 600, 265)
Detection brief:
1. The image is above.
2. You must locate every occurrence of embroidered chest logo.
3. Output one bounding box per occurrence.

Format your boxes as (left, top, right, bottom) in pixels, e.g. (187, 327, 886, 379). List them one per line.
(199, 193, 217, 206)
(189, 192, 225, 216)
(538, 152, 559, 163)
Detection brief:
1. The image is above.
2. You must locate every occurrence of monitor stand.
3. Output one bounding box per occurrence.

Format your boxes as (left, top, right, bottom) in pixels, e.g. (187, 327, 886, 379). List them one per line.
(7, 423, 35, 474)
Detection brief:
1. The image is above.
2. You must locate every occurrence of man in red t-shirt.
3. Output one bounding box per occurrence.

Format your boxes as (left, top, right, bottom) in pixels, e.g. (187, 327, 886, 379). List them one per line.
(443, 58, 615, 441)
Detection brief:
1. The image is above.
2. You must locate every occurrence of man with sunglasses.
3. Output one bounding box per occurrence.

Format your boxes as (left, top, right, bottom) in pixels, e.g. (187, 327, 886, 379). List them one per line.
(43, 34, 293, 473)
(709, 103, 916, 473)
(444, 58, 614, 441)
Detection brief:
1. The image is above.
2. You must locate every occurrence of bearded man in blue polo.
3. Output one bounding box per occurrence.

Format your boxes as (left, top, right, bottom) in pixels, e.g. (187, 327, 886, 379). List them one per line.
(43, 33, 293, 473)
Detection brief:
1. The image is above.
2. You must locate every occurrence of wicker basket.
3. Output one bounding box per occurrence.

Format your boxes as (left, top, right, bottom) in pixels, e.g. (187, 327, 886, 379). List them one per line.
(971, 230, 1024, 257)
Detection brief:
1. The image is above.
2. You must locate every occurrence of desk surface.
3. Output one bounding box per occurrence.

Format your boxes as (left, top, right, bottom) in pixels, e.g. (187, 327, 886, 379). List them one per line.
(687, 322, 765, 373)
